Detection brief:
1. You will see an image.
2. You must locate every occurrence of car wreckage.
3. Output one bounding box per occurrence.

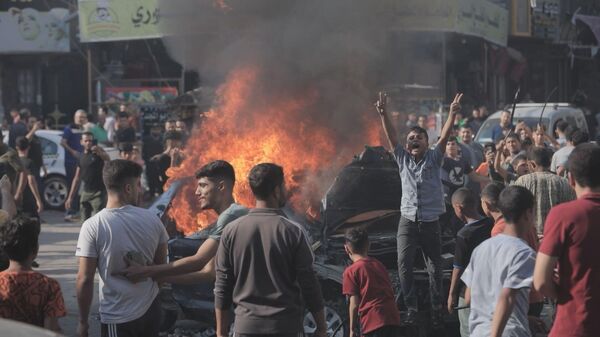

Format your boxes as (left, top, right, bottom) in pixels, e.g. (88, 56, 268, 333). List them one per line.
(149, 146, 459, 337)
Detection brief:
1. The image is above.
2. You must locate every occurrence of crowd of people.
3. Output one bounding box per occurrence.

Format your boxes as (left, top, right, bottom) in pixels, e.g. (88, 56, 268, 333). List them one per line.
(376, 92, 599, 337)
(0, 92, 596, 337)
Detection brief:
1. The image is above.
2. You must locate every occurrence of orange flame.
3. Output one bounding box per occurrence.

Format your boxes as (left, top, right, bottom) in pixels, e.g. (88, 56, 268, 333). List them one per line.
(166, 65, 382, 234)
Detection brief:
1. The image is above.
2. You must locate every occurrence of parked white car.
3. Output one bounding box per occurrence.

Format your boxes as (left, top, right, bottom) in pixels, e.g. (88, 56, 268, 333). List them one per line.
(3, 129, 119, 209)
(475, 103, 589, 145)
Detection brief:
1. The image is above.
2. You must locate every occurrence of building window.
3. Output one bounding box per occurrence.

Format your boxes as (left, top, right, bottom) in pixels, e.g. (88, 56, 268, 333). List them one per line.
(17, 69, 35, 104)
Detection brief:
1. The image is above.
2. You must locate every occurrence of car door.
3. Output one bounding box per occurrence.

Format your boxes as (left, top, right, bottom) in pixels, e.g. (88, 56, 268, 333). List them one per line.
(38, 136, 59, 174)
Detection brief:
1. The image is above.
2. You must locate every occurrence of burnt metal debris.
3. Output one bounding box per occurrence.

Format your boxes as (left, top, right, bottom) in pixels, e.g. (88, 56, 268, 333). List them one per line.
(153, 146, 459, 337)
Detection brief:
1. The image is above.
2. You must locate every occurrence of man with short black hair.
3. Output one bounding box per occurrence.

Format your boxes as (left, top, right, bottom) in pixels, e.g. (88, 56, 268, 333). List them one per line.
(142, 125, 164, 196)
(76, 160, 168, 337)
(114, 112, 136, 147)
(62, 109, 87, 221)
(378, 93, 463, 324)
(150, 131, 185, 191)
(514, 147, 575, 235)
(121, 160, 248, 284)
(0, 142, 23, 195)
(66, 132, 110, 222)
(462, 186, 536, 337)
(8, 109, 28, 149)
(447, 188, 493, 337)
(494, 138, 529, 184)
(534, 143, 600, 337)
(214, 163, 326, 337)
(554, 120, 569, 147)
(25, 115, 46, 191)
(15, 137, 44, 218)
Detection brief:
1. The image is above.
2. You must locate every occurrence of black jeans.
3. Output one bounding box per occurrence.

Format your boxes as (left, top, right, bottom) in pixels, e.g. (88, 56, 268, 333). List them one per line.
(397, 216, 443, 311)
(364, 325, 400, 337)
(101, 298, 161, 337)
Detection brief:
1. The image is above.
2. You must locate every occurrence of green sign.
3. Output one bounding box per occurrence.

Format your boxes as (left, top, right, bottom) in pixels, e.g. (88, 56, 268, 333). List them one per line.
(78, 0, 163, 42)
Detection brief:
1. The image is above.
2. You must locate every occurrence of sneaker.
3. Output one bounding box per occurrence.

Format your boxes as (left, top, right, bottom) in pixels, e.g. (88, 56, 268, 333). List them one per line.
(403, 309, 418, 325)
(64, 214, 79, 222)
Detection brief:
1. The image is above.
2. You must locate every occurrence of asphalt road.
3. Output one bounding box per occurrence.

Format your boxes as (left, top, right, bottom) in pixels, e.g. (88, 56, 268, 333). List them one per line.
(37, 210, 101, 337)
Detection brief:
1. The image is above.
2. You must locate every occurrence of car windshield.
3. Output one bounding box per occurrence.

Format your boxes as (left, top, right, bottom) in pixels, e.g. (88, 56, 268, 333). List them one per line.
(476, 117, 549, 144)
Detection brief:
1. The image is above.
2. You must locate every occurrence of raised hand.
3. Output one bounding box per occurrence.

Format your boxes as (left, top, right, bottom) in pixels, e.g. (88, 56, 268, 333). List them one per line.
(375, 91, 388, 116)
(450, 93, 463, 114)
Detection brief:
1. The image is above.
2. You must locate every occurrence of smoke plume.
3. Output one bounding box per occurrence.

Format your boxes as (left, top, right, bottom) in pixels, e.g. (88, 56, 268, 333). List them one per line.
(158, 0, 393, 144)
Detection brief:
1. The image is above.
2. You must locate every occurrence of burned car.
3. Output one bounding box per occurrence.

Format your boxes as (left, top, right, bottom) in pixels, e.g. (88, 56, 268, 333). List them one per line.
(151, 146, 458, 337)
(305, 146, 458, 337)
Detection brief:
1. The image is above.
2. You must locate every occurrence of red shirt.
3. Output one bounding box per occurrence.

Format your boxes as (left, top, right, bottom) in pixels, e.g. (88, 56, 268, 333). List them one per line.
(342, 257, 400, 334)
(540, 193, 600, 337)
(0, 271, 66, 327)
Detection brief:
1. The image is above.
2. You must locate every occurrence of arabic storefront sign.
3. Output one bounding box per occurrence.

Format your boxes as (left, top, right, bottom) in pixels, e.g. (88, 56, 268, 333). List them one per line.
(104, 87, 178, 104)
(456, 0, 508, 46)
(391, 0, 508, 46)
(0, 6, 70, 53)
(78, 0, 162, 42)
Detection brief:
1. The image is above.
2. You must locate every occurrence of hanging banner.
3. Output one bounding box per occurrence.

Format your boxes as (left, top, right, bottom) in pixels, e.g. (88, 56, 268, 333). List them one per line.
(78, 0, 162, 42)
(0, 6, 70, 53)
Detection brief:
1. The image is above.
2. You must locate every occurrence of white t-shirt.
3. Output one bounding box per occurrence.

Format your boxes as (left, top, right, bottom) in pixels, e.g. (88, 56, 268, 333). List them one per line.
(461, 234, 535, 337)
(76, 205, 169, 324)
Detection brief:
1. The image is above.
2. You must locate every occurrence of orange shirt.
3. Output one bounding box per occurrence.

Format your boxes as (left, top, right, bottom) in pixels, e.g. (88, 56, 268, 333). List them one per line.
(0, 271, 66, 327)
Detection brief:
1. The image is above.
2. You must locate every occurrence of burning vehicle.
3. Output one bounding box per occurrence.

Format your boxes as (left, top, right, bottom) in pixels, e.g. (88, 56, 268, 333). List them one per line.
(151, 146, 459, 337)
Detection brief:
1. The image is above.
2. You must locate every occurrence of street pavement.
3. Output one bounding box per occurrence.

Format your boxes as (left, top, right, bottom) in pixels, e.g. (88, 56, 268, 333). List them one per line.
(37, 210, 100, 337)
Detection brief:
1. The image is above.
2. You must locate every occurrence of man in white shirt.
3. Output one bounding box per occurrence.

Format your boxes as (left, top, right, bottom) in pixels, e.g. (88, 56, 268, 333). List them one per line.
(76, 159, 168, 337)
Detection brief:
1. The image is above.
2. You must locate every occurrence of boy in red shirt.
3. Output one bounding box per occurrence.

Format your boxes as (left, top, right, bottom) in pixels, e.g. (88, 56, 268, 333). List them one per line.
(0, 216, 66, 331)
(342, 228, 401, 337)
(534, 143, 600, 337)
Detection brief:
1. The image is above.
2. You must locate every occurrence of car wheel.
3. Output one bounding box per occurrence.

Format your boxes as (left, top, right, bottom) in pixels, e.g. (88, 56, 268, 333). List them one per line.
(43, 176, 68, 209)
(304, 301, 347, 337)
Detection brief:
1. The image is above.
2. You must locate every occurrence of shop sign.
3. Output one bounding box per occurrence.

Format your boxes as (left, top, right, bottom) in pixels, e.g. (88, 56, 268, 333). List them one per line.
(391, 0, 508, 46)
(78, 0, 162, 42)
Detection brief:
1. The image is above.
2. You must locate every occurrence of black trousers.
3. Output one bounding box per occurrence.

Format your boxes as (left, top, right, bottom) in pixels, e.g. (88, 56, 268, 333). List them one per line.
(364, 325, 401, 337)
(101, 298, 161, 337)
(236, 333, 305, 337)
(396, 216, 443, 311)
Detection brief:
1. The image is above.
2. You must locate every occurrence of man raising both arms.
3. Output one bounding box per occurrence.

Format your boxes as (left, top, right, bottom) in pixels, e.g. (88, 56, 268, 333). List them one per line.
(377, 92, 463, 325)
(121, 160, 248, 284)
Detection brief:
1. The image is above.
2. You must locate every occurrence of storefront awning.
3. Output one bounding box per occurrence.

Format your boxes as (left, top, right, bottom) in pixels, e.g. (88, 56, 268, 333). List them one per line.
(572, 13, 600, 46)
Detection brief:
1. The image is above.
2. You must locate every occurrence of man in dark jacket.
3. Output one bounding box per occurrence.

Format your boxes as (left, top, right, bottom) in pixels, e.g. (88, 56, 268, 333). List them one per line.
(214, 163, 326, 337)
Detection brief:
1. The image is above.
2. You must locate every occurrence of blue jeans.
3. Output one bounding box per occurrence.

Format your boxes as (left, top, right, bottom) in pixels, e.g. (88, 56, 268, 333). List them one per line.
(396, 216, 443, 311)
